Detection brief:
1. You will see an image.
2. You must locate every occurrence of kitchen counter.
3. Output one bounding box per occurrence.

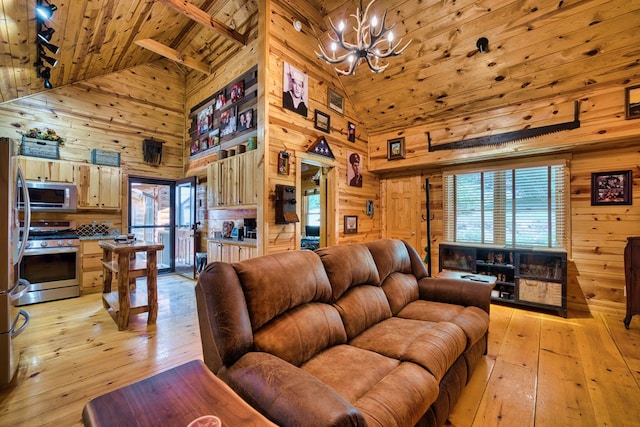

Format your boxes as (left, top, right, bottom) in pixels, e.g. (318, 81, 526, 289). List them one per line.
(205, 237, 257, 247)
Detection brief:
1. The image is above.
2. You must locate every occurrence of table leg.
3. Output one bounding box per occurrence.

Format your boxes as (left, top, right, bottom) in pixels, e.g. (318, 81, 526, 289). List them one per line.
(146, 249, 158, 324)
(117, 253, 131, 330)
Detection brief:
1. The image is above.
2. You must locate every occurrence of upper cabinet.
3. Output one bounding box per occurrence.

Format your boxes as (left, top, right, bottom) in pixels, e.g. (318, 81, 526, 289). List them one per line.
(76, 164, 122, 210)
(19, 156, 75, 183)
(207, 150, 258, 208)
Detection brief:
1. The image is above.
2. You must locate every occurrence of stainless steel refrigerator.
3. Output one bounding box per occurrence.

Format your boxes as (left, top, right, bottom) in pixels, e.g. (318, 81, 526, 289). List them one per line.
(1, 137, 31, 387)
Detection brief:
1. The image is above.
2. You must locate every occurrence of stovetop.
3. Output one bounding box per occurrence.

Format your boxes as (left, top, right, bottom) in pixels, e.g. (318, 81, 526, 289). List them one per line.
(22, 220, 80, 248)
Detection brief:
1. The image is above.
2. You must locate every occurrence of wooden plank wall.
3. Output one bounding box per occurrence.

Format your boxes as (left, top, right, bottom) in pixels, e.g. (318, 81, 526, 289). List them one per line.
(0, 60, 186, 229)
(265, 0, 380, 254)
(375, 85, 640, 314)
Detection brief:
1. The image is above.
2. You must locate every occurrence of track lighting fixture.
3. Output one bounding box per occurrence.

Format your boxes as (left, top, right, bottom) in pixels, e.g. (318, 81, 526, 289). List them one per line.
(37, 26, 55, 43)
(39, 50, 58, 67)
(35, 1, 57, 21)
(38, 66, 53, 89)
(40, 40, 59, 55)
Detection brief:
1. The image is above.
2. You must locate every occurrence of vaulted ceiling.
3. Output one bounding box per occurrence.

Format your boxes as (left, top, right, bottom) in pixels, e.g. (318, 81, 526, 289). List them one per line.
(1, 0, 639, 136)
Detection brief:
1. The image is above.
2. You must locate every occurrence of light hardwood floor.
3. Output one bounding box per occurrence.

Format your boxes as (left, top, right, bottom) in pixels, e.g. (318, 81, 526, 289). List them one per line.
(1, 274, 639, 426)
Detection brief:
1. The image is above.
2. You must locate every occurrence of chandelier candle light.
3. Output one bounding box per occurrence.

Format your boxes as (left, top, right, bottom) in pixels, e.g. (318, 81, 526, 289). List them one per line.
(316, 0, 411, 76)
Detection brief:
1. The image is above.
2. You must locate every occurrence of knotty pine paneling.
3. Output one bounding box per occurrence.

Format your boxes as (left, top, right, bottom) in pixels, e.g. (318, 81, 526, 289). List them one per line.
(266, 0, 380, 253)
(0, 60, 186, 179)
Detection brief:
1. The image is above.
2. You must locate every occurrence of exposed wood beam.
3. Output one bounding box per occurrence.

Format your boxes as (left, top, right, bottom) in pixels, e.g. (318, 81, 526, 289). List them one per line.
(158, 0, 248, 47)
(134, 39, 210, 74)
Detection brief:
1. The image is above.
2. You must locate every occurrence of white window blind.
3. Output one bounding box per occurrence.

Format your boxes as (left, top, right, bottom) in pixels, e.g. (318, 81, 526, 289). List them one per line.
(443, 162, 567, 248)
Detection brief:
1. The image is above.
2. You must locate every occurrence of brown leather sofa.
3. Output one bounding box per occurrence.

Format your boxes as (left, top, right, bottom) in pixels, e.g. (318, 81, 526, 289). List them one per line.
(195, 239, 492, 427)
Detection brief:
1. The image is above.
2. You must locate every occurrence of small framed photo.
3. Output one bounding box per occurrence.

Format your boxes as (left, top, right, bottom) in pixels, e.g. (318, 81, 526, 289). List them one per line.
(314, 110, 331, 133)
(347, 122, 356, 142)
(387, 137, 405, 160)
(208, 129, 220, 148)
(344, 215, 358, 234)
(278, 151, 290, 175)
(327, 88, 344, 115)
(591, 170, 632, 205)
(238, 108, 254, 132)
(625, 85, 640, 120)
(220, 107, 237, 137)
(215, 91, 226, 110)
(197, 105, 213, 136)
(231, 80, 244, 103)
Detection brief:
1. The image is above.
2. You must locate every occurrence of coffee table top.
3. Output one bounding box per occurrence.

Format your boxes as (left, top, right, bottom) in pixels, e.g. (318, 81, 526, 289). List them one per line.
(83, 360, 276, 427)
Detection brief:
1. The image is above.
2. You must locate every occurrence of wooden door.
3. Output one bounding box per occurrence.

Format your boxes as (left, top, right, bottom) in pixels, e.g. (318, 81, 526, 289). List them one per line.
(100, 166, 121, 209)
(50, 160, 75, 183)
(384, 175, 420, 249)
(207, 241, 222, 263)
(77, 165, 101, 208)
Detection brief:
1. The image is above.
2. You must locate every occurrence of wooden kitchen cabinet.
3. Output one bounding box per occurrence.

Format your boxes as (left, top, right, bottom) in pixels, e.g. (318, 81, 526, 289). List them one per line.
(76, 164, 122, 210)
(80, 240, 104, 294)
(207, 150, 258, 208)
(207, 240, 256, 263)
(18, 156, 75, 182)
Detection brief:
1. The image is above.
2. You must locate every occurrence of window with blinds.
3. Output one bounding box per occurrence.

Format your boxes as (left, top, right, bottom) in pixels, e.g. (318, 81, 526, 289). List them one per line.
(443, 162, 568, 248)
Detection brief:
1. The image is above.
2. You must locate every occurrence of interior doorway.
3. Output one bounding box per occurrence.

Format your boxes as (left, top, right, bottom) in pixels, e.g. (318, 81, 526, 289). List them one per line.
(174, 177, 197, 279)
(297, 154, 336, 250)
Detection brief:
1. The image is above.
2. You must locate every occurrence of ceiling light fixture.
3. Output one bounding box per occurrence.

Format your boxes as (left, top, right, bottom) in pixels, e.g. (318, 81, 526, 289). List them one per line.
(37, 26, 55, 43)
(35, 1, 57, 21)
(37, 66, 53, 89)
(315, 0, 411, 76)
(40, 39, 60, 55)
(476, 37, 489, 53)
(39, 50, 58, 67)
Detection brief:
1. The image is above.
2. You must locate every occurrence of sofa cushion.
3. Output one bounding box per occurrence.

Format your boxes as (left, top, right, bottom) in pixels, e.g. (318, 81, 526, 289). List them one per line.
(381, 271, 420, 315)
(302, 345, 439, 427)
(397, 300, 490, 350)
(233, 250, 333, 330)
(366, 239, 428, 283)
(333, 285, 393, 339)
(348, 317, 467, 381)
(316, 243, 381, 300)
(254, 302, 347, 366)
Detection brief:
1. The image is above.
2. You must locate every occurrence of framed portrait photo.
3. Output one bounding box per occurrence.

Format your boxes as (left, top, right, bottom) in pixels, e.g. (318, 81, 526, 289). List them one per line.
(220, 106, 237, 137)
(625, 85, 640, 120)
(238, 108, 255, 132)
(591, 170, 632, 205)
(230, 80, 244, 103)
(387, 137, 405, 160)
(344, 215, 358, 234)
(328, 88, 344, 115)
(314, 110, 331, 133)
(347, 122, 356, 142)
(283, 62, 308, 117)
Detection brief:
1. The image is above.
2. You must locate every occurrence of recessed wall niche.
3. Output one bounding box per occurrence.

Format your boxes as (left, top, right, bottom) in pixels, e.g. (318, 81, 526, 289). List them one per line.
(188, 65, 257, 159)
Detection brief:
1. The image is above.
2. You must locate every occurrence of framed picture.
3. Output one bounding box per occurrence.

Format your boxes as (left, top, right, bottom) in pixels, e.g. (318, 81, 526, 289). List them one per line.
(625, 85, 640, 120)
(328, 88, 344, 115)
(237, 108, 255, 132)
(283, 62, 308, 117)
(197, 105, 213, 136)
(208, 129, 220, 148)
(314, 110, 331, 133)
(347, 122, 356, 142)
(344, 215, 358, 234)
(230, 80, 244, 103)
(347, 151, 362, 187)
(278, 151, 290, 175)
(591, 170, 632, 205)
(220, 107, 237, 137)
(387, 137, 405, 160)
(214, 91, 226, 110)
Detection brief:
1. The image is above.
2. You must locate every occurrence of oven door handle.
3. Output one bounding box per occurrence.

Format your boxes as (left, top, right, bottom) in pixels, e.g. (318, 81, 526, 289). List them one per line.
(10, 278, 31, 303)
(24, 247, 79, 256)
(11, 309, 30, 338)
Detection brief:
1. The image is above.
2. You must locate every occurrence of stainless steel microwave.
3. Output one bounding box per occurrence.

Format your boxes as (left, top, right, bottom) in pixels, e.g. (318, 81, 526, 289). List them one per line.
(19, 181, 77, 212)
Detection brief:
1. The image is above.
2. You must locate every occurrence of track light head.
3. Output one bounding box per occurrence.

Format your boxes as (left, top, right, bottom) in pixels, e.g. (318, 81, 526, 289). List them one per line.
(37, 27, 55, 43)
(36, 2, 57, 21)
(39, 50, 58, 67)
(40, 40, 60, 55)
(40, 67, 53, 89)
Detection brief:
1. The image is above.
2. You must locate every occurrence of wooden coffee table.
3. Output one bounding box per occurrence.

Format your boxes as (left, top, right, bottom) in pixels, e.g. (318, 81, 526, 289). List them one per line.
(82, 360, 276, 427)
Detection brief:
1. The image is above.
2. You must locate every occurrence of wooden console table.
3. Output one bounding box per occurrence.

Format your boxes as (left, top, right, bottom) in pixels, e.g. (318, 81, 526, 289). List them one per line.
(82, 360, 276, 426)
(99, 240, 164, 330)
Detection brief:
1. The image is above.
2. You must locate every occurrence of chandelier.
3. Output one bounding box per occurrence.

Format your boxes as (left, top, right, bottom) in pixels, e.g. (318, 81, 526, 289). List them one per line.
(315, 0, 411, 76)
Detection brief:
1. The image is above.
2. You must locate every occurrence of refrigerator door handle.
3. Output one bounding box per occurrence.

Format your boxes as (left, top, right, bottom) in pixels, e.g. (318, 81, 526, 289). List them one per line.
(16, 166, 31, 262)
(10, 278, 31, 303)
(11, 309, 30, 338)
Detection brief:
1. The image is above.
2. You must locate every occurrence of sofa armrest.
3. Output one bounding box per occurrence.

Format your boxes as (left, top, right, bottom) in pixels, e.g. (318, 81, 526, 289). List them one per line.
(418, 277, 493, 314)
(219, 352, 366, 427)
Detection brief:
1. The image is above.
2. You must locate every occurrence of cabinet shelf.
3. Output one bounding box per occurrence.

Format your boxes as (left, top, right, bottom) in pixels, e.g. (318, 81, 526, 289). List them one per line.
(439, 243, 567, 317)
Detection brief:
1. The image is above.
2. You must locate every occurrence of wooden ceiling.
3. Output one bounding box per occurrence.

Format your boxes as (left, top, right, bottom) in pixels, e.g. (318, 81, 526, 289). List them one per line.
(1, 0, 639, 136)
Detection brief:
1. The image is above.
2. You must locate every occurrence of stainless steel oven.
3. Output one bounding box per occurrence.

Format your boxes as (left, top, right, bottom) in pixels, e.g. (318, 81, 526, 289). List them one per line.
(17, 220, 80, 306)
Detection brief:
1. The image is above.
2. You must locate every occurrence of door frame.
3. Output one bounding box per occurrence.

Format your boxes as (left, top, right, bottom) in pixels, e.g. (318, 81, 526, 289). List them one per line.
(295, 152, 337, 249)
(175, 176, 197, 279)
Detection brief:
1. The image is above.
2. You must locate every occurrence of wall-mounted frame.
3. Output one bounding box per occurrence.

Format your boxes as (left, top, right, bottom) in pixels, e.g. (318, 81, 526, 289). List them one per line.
(591, 170, 633, 206)
(238, 108, 255, 131)
(625, 85, 640, 120)
(314, 109, 331, 133)
(328, 88, 344, 115)
(387, 137, 405, 160)
(344, 215, 358, 234)
(347, 122, 356, 142)
(278, 151, 290, 175)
